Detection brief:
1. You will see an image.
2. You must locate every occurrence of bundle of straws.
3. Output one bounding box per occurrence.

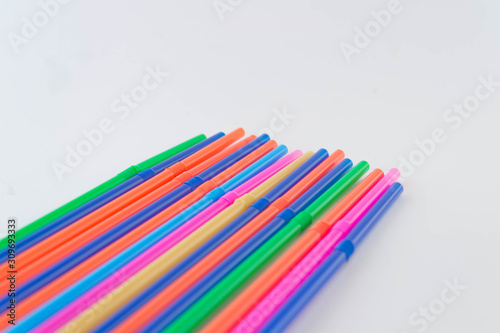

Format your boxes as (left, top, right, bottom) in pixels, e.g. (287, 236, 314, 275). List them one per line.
(3, 128, 403, 333)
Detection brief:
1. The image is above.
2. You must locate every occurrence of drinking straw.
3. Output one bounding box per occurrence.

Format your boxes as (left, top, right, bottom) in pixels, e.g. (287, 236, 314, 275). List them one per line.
(139, 151, 298, 255)
(196, 168, 389, 333)
(11, 136, 276, 333)
(260, 182, 403, 333)
(5, 129, 242, 270)
(162, 168, 383, 333)
(0, 134, 207, 251)
(9, 134, 212, 255)
(199, 168, 394, 333)
(144, 158, 357, 333)
(0, 143, 285, 331)
(132, 151, 298, 257)
(56, 150, 344, 332)
(105, 151, 323, 332)
(22, 146, 296, 326)
(0, 131, 251, 291)
(7, 135, 267, 296)
(46, 151, 301, 330)
(14, 146, 287, 321)
(234, 169, 400, 332)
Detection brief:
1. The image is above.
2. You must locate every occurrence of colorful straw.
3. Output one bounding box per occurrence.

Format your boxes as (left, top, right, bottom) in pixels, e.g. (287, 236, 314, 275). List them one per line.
(12, 137, 276, 332)
(103, 151, 325, 332)
(197, 169, 397, 333)
(259, 182, 403, 332)
(144, 158, 356, 332)
(0, 134, 207, 252)
(7, 127, 405, 333)
(3, 129, 243, 272)
(56, 151, 344, 332)
(6, 136, 273, 331)
(162, 171, 382, 332)
(16, 134, 217, 255)
(0, 144, 284, 328)
(234, 169, 400, 332)
(0, 132, 255, 294)
(37, 150, 300, 331)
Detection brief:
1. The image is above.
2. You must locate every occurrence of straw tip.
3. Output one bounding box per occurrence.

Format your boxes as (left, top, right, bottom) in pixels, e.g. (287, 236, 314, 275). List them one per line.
(386, 168, 401, 183)
(357, 160, 370, 169)
(234, 127, 245, 135)
(393, 182, 404, 192)
(303, 151, 315, 159)
(290, 150, 303, 158)
(276, 144, 288, 152)
(342, 158, 353, 167)
(267, 139, 278, 148)
(258, 133, 271, 142)
(332, 149, 345, 159)
(316, 148, 329, 157)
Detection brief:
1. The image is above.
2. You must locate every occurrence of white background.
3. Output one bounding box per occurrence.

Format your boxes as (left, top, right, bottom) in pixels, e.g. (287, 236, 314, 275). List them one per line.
(1, 0, 500, 332)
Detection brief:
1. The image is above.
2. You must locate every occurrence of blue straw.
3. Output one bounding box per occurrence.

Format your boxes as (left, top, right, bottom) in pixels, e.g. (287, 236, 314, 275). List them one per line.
(8, 135, 271, 332)
(260, 182, 403, 333)
(142, 159, 353, 332)
(96, 150, 330, 332)
(15, 146, 285, 324)
(13, 133, 223, 253)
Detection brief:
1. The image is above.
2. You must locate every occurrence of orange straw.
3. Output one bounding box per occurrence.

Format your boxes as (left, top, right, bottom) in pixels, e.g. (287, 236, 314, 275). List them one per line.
(2, 135, 253, 292)
(1, 129, 243, 274)
(0, 139, 275, 327)
(113, 150, 345, 332)
(201, 168, 384, 333)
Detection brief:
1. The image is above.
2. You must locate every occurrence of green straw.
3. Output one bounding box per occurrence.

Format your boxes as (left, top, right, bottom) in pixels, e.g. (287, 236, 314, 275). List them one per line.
(0, 134, 205, 250)
(163, 161, 369, 333)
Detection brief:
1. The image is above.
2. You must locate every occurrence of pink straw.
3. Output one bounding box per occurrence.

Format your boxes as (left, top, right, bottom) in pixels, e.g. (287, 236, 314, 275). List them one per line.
(40, 150, 302, 331)
(232, 168, 400, 333)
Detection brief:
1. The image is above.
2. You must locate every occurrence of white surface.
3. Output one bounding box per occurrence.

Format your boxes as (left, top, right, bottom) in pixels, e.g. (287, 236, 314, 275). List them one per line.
(1, 0, 499, 332)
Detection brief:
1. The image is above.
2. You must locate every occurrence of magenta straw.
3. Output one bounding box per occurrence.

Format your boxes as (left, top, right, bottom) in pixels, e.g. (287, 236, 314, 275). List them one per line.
(145, 150, 301, 255)
(42, 151, 302, 329)
(232, 168, 400, 333)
